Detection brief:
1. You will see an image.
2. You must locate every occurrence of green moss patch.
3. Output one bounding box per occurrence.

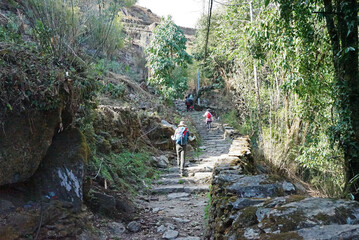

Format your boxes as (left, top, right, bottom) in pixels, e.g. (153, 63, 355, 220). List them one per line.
(285, 195, 306, 204)
(261, 210, 306, 233)
(231, 206, 259, 230)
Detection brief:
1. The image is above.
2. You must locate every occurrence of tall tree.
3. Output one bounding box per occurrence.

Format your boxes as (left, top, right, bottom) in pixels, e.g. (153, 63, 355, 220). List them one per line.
(145, 16, 192, 99)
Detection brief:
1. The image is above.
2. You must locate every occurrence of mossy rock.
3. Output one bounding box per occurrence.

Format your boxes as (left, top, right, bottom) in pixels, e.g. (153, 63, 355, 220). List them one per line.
(260, 210, 306, 233)
(232, 206, 259, 229)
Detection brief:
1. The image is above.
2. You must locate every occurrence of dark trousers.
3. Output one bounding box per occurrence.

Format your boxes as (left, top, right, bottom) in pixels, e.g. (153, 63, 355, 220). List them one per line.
(176, 144, 186, 173)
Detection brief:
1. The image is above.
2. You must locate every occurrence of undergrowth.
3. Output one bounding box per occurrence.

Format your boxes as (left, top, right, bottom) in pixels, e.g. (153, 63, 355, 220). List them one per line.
(90, 151, 157, 194)
(223, 109, 252, 135)
(0, 8, 98, 121)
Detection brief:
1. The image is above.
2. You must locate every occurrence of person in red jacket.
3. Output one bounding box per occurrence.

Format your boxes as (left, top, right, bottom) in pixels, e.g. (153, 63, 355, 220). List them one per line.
(203, 109, 213, 130)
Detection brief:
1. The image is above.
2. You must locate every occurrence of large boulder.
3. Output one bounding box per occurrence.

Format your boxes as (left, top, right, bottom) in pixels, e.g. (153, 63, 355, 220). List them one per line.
(86, 191, 136, 220)
(142, 118, 175, 150)
(32, 128, 89, 210)
(0, 110, 61, 186)
(94, 105, 145, 151)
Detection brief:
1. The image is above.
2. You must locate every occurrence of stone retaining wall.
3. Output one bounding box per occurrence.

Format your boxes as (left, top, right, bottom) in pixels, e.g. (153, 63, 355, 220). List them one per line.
(206, 136, 359, 240)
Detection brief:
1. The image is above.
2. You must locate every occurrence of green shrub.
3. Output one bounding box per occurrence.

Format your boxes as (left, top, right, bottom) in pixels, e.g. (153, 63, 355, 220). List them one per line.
(223, 109, 252, 134)
(102, 82, 126, 98)
(89, 151, 157, 194)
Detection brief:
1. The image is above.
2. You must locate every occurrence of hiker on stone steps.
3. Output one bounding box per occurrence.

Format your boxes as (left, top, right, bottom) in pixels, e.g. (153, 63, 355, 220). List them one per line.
(203, 109, 213, 130)
(185, 93, 194, 112)
(171, 121, 195, 177)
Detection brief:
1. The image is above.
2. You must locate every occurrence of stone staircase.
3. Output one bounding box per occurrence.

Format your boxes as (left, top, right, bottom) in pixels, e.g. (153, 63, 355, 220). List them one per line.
(123, 101, 251, 239)
(127, 102, 241, 239)
(150, 106, 232, 195)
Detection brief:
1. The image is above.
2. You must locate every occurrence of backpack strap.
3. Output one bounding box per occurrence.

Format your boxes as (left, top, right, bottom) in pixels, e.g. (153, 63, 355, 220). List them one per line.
(181, 128, 187, 145)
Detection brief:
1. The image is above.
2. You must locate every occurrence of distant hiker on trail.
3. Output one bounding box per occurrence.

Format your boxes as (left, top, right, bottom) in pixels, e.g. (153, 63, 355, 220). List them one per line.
(171, 121, 195, 177)
(185, 97, 191, 112)
(185, 93, 194, 112)
(203, 109, 213, 130)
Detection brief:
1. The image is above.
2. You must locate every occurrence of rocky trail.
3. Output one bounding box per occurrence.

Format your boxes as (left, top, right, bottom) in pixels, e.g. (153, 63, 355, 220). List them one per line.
(121, 101, 240, 240)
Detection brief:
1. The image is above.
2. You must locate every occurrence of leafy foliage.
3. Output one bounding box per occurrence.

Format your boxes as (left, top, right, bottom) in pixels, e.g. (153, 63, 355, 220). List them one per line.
(145, 16, 192, 99)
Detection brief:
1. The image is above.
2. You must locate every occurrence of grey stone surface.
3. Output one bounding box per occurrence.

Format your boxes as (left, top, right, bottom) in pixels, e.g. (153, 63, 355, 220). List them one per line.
(165, 223, 176, 230)
(297, 224, 359, 240)
(127, 221, 141, 233)
(282, 181, 296, 193)
(231, 198, 265, 210)
(167, 192, 190, 199)
(226, 174, 297, 199)
(162, 229, 179, 239)
(176, 237, 201, 240)
(228, 182, 281, 198)
(108, 222, 125, 235)
(156, 225, 166, 233)
(152, 155, 169, 168)
(243, 228, 261, 239)
(152, 207, 165, 213)
(173, 217, 190, 223)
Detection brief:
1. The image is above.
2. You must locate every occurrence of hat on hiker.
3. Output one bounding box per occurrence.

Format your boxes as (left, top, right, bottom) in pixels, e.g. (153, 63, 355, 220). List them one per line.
(178, 121, 187, 127)
(207, 109, 211, 111)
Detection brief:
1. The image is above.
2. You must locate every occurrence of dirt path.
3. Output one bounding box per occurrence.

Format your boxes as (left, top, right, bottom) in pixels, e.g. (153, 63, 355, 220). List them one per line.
(122, 103, 233, 240)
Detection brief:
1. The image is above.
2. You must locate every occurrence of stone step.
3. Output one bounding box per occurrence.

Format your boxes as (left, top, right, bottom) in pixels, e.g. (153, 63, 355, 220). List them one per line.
(203, 143, 228, 146)
(204, 142, 231, 145)
(159, 173, 181, 179)
(160, 167, 180, 174)
(202, 138, 225, 141)
(187, 165, 214, 173)
(151, 184, 209, 194)
(201, 135, 225, 138)
(155, 178, 195, 185)
(203, 145, 231, 149)
(193, 172, 212, 181)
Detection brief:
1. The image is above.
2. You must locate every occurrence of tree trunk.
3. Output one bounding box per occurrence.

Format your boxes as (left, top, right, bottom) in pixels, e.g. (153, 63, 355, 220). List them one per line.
(285, 94, 290, 135)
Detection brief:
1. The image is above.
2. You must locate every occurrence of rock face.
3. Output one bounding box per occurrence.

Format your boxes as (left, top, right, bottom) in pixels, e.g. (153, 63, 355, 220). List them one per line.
(94, 105, 144, 151)
(206, 138, 359, 240)
(0, 110, 61, 186)
(32, 128, 89, 210)
(94, 105, 176, 153)
(122, 5, 195, 49)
